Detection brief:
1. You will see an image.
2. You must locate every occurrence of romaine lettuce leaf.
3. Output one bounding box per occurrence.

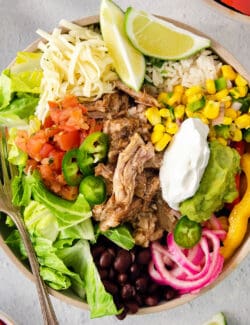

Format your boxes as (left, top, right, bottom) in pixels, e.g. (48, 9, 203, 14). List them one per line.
(23, 201, 59, 242)
(10, 52, 42, 74)
(57, 239, 120, 318)
(101, 224, 135, 250)
(0, 70, 12, 109)
(7, 128, 28, 166)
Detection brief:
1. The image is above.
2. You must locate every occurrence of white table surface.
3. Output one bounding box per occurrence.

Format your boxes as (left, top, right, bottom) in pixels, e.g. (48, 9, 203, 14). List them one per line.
(0, 0, 250, 324)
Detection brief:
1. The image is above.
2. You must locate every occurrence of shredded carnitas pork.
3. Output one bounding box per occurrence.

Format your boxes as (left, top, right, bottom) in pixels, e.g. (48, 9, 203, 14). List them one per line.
(86, 82, 180, 247)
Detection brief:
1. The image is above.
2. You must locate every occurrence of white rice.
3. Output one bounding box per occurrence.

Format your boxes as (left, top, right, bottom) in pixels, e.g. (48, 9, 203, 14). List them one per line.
(145, 50, 222, 92)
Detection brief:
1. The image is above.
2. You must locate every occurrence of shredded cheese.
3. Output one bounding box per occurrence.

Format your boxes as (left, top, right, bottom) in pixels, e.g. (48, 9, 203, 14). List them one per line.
(36, 20, 118, 121)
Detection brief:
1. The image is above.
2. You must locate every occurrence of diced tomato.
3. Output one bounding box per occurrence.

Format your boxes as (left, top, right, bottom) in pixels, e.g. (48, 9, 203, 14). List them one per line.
(54, 130, 81, 151)
(39, 143, 54, 159)
(47, 150, 64, 171)
(88, 118, 103, 133)
(61, 95, 79, 109)
(43, 115, 54, 128)
(232, 140, 245, 156)
(26, 130, 47, 160)
(48, 100, 59, 109)
(60, 185, 78, 201)
(15, 130, 29, 152)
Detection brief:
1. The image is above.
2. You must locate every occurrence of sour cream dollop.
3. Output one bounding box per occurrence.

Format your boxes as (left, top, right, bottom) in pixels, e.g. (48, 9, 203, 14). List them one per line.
(159, 118, 210, 210)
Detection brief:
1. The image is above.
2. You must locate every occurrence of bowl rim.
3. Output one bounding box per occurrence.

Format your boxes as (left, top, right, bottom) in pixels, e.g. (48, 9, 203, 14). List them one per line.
(0, 14, 250, 316)
(203, 0, 250, 24)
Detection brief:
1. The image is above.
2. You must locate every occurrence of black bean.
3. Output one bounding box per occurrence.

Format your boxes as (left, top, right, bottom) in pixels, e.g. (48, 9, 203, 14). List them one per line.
(91, 245, 104, 259)
(144, 295, 159, 306)
(121, 284, 136, 300)
(108, 267, 115, 280)
(99, 251, 113, 268)
(129, 263, 140, 281)
(114, 250, 132, 273)
(116, 306, 128, 320)
(117, 273, 128, 284)
(125, 301, 139, 314)
(130, 250, 136, 263)
(137, 249, 151, 265)
(98, 268, 108, 280)
(102, 280, 118, 295)
(148, 282, 160, 294)
(135, 277, 148, 293)
(107, 247, 116, 257)
(135, 294, 144, 307)
(164, 287, 177, 301)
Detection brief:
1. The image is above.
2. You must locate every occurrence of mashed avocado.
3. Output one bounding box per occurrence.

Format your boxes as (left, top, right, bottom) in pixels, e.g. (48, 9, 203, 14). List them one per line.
(180, 140, 241, 222)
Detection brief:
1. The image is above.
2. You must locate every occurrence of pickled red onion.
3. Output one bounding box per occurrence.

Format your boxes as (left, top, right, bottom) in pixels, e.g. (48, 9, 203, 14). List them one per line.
(149, 228, 226, 294)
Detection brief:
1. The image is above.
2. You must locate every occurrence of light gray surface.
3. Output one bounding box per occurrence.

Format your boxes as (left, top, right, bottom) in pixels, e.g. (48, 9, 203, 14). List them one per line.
(0, 0, 249, 324)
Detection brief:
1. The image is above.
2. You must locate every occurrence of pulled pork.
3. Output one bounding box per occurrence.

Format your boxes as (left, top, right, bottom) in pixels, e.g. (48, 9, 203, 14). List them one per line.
(93, 133, 154, 231)
(88, 84, 178, 247)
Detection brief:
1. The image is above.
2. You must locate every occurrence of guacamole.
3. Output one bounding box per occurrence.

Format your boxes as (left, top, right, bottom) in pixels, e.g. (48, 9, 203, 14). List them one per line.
(180, 140, 241, 222)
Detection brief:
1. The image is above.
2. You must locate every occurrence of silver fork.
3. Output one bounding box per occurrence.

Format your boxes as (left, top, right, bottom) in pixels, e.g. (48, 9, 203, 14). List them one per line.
(0, 128, 58, 325)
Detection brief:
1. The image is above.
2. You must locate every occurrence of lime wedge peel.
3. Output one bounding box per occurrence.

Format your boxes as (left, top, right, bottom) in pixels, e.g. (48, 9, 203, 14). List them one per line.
(100, 0, 146, 91)
(202, 312, 227, 325)
(125, 7, 211, 61)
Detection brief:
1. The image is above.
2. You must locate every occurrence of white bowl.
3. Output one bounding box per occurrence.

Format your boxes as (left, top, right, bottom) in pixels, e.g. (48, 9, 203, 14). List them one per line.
(0, 15, 250, 316)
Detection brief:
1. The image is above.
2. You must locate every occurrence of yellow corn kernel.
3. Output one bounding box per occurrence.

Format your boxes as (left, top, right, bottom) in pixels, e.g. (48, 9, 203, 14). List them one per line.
(159, 108, 170, 118)
(153, 124, 165, 133)
(185, 107, 194, 118)
(235, 114, 250, 129)
(174, 105, 185, 119)
(173, 84, 184, 94)
(185, 85, 202, 97)
(203, 100, 220, 119)
(229, 87, 240, 99)
(206, 79, 216, 94)
(181, 93, 188, 105)
(151, 130, 164, 144)
(215, 89, 229, 101)
(235, 74, 248, 87)
(187, 93, 202, 104)
(168, 92, 181, 106)
(221, 65, 237, 81)
(155, 133, 172, 151)
(193, 112, 209, 125)
(225, 108, 237, 120)
(145, 107, 161, 126)
(222, 116, 233, 125)
(217, 137, 227, 146)
(238, 86, 248, 97)
(231, 128, 242, 142)
(157, 92, 169, 105)
(165, 121, 179, 135)
(223, 100, 232, 108)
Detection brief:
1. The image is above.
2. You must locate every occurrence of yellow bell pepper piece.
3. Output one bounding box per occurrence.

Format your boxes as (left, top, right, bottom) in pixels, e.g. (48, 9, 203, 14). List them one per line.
(221, 153, 250, 259)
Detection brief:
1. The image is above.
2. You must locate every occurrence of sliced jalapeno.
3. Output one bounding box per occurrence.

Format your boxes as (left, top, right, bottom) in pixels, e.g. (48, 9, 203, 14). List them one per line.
(77, 131, 109, 175)
(173, 215, 202, 248)
(79, 175, 106, 206)
(62, 148, 83, 186)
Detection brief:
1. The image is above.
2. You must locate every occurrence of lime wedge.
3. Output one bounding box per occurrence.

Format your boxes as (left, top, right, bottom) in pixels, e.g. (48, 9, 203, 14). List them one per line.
(100, 0, 145, 91)
(125, 7, 211, 60)
(202, 312, 227, 325)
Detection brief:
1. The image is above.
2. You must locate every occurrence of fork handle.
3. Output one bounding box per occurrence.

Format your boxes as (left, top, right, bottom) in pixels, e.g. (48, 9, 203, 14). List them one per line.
(10, 210, 59, 325)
